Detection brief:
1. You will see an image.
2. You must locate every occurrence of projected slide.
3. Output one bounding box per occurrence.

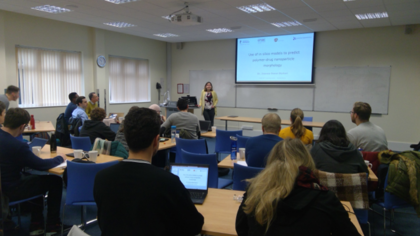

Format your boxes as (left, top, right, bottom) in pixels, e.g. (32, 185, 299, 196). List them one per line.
(172, 166, 208, 190)
(236, 33, 315, 84)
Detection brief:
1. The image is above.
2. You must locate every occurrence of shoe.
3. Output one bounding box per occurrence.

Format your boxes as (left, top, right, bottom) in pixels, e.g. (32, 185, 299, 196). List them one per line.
(29, 221, 45, 236)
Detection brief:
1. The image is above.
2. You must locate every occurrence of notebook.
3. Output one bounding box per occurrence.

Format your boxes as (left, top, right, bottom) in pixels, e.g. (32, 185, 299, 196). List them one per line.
(170, 164, 209, 204)
(199, 120, 211, 133)
(28, 138, 48, 149)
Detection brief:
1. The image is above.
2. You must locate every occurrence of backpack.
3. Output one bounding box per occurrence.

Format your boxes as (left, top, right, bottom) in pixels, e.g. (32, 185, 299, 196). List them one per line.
(69, 117, 82, 137)
(55, 113, 71, 147)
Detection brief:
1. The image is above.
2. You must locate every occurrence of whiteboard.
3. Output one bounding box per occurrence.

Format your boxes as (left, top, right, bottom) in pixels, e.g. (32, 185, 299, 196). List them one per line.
(314, 66, 391, 114)
(189, 70, 236, 107)
(236, 86, 314, 110)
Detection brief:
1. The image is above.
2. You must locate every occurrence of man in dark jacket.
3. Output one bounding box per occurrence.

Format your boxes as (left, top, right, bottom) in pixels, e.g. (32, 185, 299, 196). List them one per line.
(80, 107, 116, 144)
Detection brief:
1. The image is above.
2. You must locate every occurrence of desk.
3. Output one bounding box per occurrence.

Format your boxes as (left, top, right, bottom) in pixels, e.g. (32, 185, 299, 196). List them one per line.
(215, 116, 325, 130)
(201, 131, 216, 138)
(23, 121, 55, 133)
(198, 189, 364, 236)
(218, 156, 378, 182)
(39, 145, 123, 175)
(158, 140, 176, 150)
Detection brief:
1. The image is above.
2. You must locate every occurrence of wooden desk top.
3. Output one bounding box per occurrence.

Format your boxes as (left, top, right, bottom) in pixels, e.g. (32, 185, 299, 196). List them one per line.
(39, 145, 123, 175)
(215, 116, 325, 128)
(342, 201, 364, 236)
(218, 156, 378, 182)
(24, 121, 55, 133)
(198, 189, 363, 236)
(201, 131, 216, 138)
(158, 140, 176, 150)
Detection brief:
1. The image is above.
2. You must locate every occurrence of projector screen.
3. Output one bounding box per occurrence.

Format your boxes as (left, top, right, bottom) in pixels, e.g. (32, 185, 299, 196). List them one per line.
(236, 33, 315, 84)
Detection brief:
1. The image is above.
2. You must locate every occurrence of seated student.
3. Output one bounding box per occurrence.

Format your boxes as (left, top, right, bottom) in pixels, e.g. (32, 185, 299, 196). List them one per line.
(161, 98, 200, 139)
(71, 96, 88, 125)
(246, 113, 283, 167)
(236, 138, 361, 236)
(94, 107, 204, 235)
(80, 107, 116, 144)
(149, 104, 166, 124)
(279, 108, 314, 145)
(0, 85, 20, 111)
(64, 92, 78, 125)
(0, 101, 5, 126)
(311, 120, 369, 175)
(86, 92, 99, 118)
(347, 102, 388, 152)
(0, 108, 65, 235)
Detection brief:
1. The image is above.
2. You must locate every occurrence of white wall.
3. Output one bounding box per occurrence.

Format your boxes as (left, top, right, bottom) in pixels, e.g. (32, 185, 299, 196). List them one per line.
(171, 25, 420, 149)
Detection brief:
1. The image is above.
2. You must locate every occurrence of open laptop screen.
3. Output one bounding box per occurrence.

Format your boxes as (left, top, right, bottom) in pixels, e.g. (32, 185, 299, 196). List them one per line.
(171, 165, 209, 190)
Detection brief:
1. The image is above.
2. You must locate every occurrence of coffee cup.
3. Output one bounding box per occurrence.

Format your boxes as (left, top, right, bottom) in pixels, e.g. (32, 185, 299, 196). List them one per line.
(239, 148, 245, 160)
(88, 151, 98, 162)
(74, 149, 83, 159)
(212, 126, 216, 133)
(32, 146, 41, 157)
(364, 160, 373, 168)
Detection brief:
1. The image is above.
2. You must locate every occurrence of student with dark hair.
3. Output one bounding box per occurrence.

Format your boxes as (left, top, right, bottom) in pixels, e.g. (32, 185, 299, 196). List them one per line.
(0, 101, 6, 125)
(347, 102, 388, 151)
(94, 107, 204, 235)
(0, 85, 20, 111)
(279, 108, 313, 145)
(71, 96, 88, 124)
(161, 98, 200, 139)
(86, 92, 99, 118)
(310, 120, 368, 175)
(0, 108, 65, 235)
(64, 92, 79, 124)
(80, 107, 115, 144)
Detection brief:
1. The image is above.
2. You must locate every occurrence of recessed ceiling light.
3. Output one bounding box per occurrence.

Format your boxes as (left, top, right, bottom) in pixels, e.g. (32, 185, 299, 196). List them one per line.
(206, 28, 233, 34)
(154, 33, 179, 38)
(237, 4, 276, 13)
(31, 5, 72, 14)
(104, 22, 136, 28)
(105, 0, 139, 4)
(355, 12, 388, 20)
(271, 21, 302, 28)
(161, 15, 171, 20)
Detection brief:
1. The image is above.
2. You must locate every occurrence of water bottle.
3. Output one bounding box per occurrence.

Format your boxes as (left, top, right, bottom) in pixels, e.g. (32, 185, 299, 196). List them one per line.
(171, 126, 176, 143)
(50, 134, 57, 153)
(30, 115, 35, 129)
(357, 147, 363, 156)
(230, 136, 238, 160)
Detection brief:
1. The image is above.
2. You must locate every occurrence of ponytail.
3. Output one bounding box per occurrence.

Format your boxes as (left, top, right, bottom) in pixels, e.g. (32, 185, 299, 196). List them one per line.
(290, 108, 306, 139)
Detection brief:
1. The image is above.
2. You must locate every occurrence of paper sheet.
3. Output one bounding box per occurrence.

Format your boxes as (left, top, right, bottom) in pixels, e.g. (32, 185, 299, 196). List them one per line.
(237, 161, 248, 167)
(53, 160, 67, 169)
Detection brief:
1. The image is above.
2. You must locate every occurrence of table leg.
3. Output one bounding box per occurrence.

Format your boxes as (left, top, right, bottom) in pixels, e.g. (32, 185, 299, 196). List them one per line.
(225, 120, 228, 130)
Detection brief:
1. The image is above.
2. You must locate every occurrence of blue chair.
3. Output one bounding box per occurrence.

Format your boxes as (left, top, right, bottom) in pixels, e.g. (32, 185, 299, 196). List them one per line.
(236, 134, 250, 149)
(175, 138, 207, 163)
(232, 163, 263, 191)
(182, 150, 232, 189)
(303, 116, 313, 131)
(110, 123, 120, 133)
(63, 161, 119, 233)
(215, 130, 242, 161)
(70, 136, 92, 151)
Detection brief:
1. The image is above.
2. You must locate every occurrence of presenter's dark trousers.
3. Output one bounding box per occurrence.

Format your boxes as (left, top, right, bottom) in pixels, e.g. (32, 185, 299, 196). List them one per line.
(203, 108, 215, 128)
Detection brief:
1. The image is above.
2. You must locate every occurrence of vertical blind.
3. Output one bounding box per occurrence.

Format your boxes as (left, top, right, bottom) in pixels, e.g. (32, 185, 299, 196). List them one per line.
(16, 47, 82, 107)
(109, 56, 150, 103)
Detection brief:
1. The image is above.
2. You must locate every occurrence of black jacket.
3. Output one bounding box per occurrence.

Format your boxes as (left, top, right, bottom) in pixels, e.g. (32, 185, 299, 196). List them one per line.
(80, 120, 116, 144)
(236, 186, 361, 236)
(310, 142, 369, 175)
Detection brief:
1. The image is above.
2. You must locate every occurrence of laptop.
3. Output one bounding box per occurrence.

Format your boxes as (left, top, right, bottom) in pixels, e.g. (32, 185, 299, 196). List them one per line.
(199, 120, 211, 133)
(170, 164, 209, 204)
(28, 137, 48, 149)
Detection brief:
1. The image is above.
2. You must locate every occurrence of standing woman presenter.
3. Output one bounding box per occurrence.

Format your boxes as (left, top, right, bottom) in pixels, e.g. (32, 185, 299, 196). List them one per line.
(198, 82, 218, 128)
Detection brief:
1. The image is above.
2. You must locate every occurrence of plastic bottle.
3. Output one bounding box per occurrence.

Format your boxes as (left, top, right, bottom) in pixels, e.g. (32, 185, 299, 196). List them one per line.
(30, 115, 35, 129)
(357, 147, 363, 156)
(230, 136, 238, 160)
(50, 134, 57, 153)
(171, 126, 176, 143)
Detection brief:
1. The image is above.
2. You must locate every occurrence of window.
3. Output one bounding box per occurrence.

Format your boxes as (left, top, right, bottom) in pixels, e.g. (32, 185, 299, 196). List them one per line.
(16, 46, 83, 107)
(109, 56, 150, 103)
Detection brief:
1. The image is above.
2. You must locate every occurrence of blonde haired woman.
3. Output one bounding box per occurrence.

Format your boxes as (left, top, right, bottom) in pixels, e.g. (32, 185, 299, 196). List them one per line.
(279, 108, 313, 145)
(197, 82, 218, 128)
(236, 138, 360, 236)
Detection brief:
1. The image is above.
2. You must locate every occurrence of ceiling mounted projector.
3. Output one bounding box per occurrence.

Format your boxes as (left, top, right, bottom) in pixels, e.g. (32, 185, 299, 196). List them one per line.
(169, 2, 202, 26)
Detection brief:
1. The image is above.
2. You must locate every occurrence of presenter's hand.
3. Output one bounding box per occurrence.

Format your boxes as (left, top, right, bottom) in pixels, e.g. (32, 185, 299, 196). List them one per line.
(197, 104, 201, 107)
(211, 105, 215, 108)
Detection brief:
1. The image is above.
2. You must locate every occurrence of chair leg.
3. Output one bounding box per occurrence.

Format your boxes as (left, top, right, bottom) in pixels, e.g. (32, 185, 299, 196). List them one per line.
(390, 209, 396, 233)
(61, 205, 66, 236)
(81, 206, 87, 230)
(367, 221, 371, 236)
(383, 208, 386, 236)
(17, 204, 21, 226)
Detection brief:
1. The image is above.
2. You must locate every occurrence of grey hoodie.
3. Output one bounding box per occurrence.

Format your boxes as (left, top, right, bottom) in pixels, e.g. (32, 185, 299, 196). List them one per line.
(310, 142, 369, 175)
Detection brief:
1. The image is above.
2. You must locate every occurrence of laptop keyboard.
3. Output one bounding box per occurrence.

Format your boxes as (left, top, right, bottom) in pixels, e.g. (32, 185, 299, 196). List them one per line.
(190, 191, 206, 199)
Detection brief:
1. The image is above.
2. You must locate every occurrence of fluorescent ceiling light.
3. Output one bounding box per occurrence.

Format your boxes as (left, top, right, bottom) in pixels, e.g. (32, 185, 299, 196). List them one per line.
(237, 4, 276, 13)
(355, 12, 388, 20)
(154, 33, 179, 38)
(104, 22, 136, 28)
(343, 0, 355, 2)
(31, 5, 72, 14)
(161, 15, 171, 20)
(271, 21, 302, 27)
(105, 0, 138, 4)
(206, 28, 233, 34)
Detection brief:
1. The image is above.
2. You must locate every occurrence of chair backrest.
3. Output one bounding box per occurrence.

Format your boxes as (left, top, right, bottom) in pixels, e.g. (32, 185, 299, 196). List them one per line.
(232, 163, 263, 191)
(181, 150, 218, 188)
(302, 116, 313, 131)
(383, 172, 411, 209)
(70, 136, 92, 151)
(175, 138, 208, 163)
(215, 130, 243, 153)
(66, 161, 119, 205)
(236, 134, 250, 149)
(110, 123, 120, 133)
(314, 170, 369, 210)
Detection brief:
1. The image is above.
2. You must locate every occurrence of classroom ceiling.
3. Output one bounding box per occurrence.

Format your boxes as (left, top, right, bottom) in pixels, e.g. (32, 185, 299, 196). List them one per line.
(0, 0, 419, 42)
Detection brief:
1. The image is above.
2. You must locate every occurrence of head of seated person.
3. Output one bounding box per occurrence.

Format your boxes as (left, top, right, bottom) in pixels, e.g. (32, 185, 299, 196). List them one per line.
(0, 101, 6, 125)
(177, 98, 188, 111)
(69, 92, 79, 104)
(91, 108, 106, 122)
(76, 96, 87, 109)
(89, 92, 99, 104)
(262, 113, 281, 135)
(2, 108, 30, 137)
